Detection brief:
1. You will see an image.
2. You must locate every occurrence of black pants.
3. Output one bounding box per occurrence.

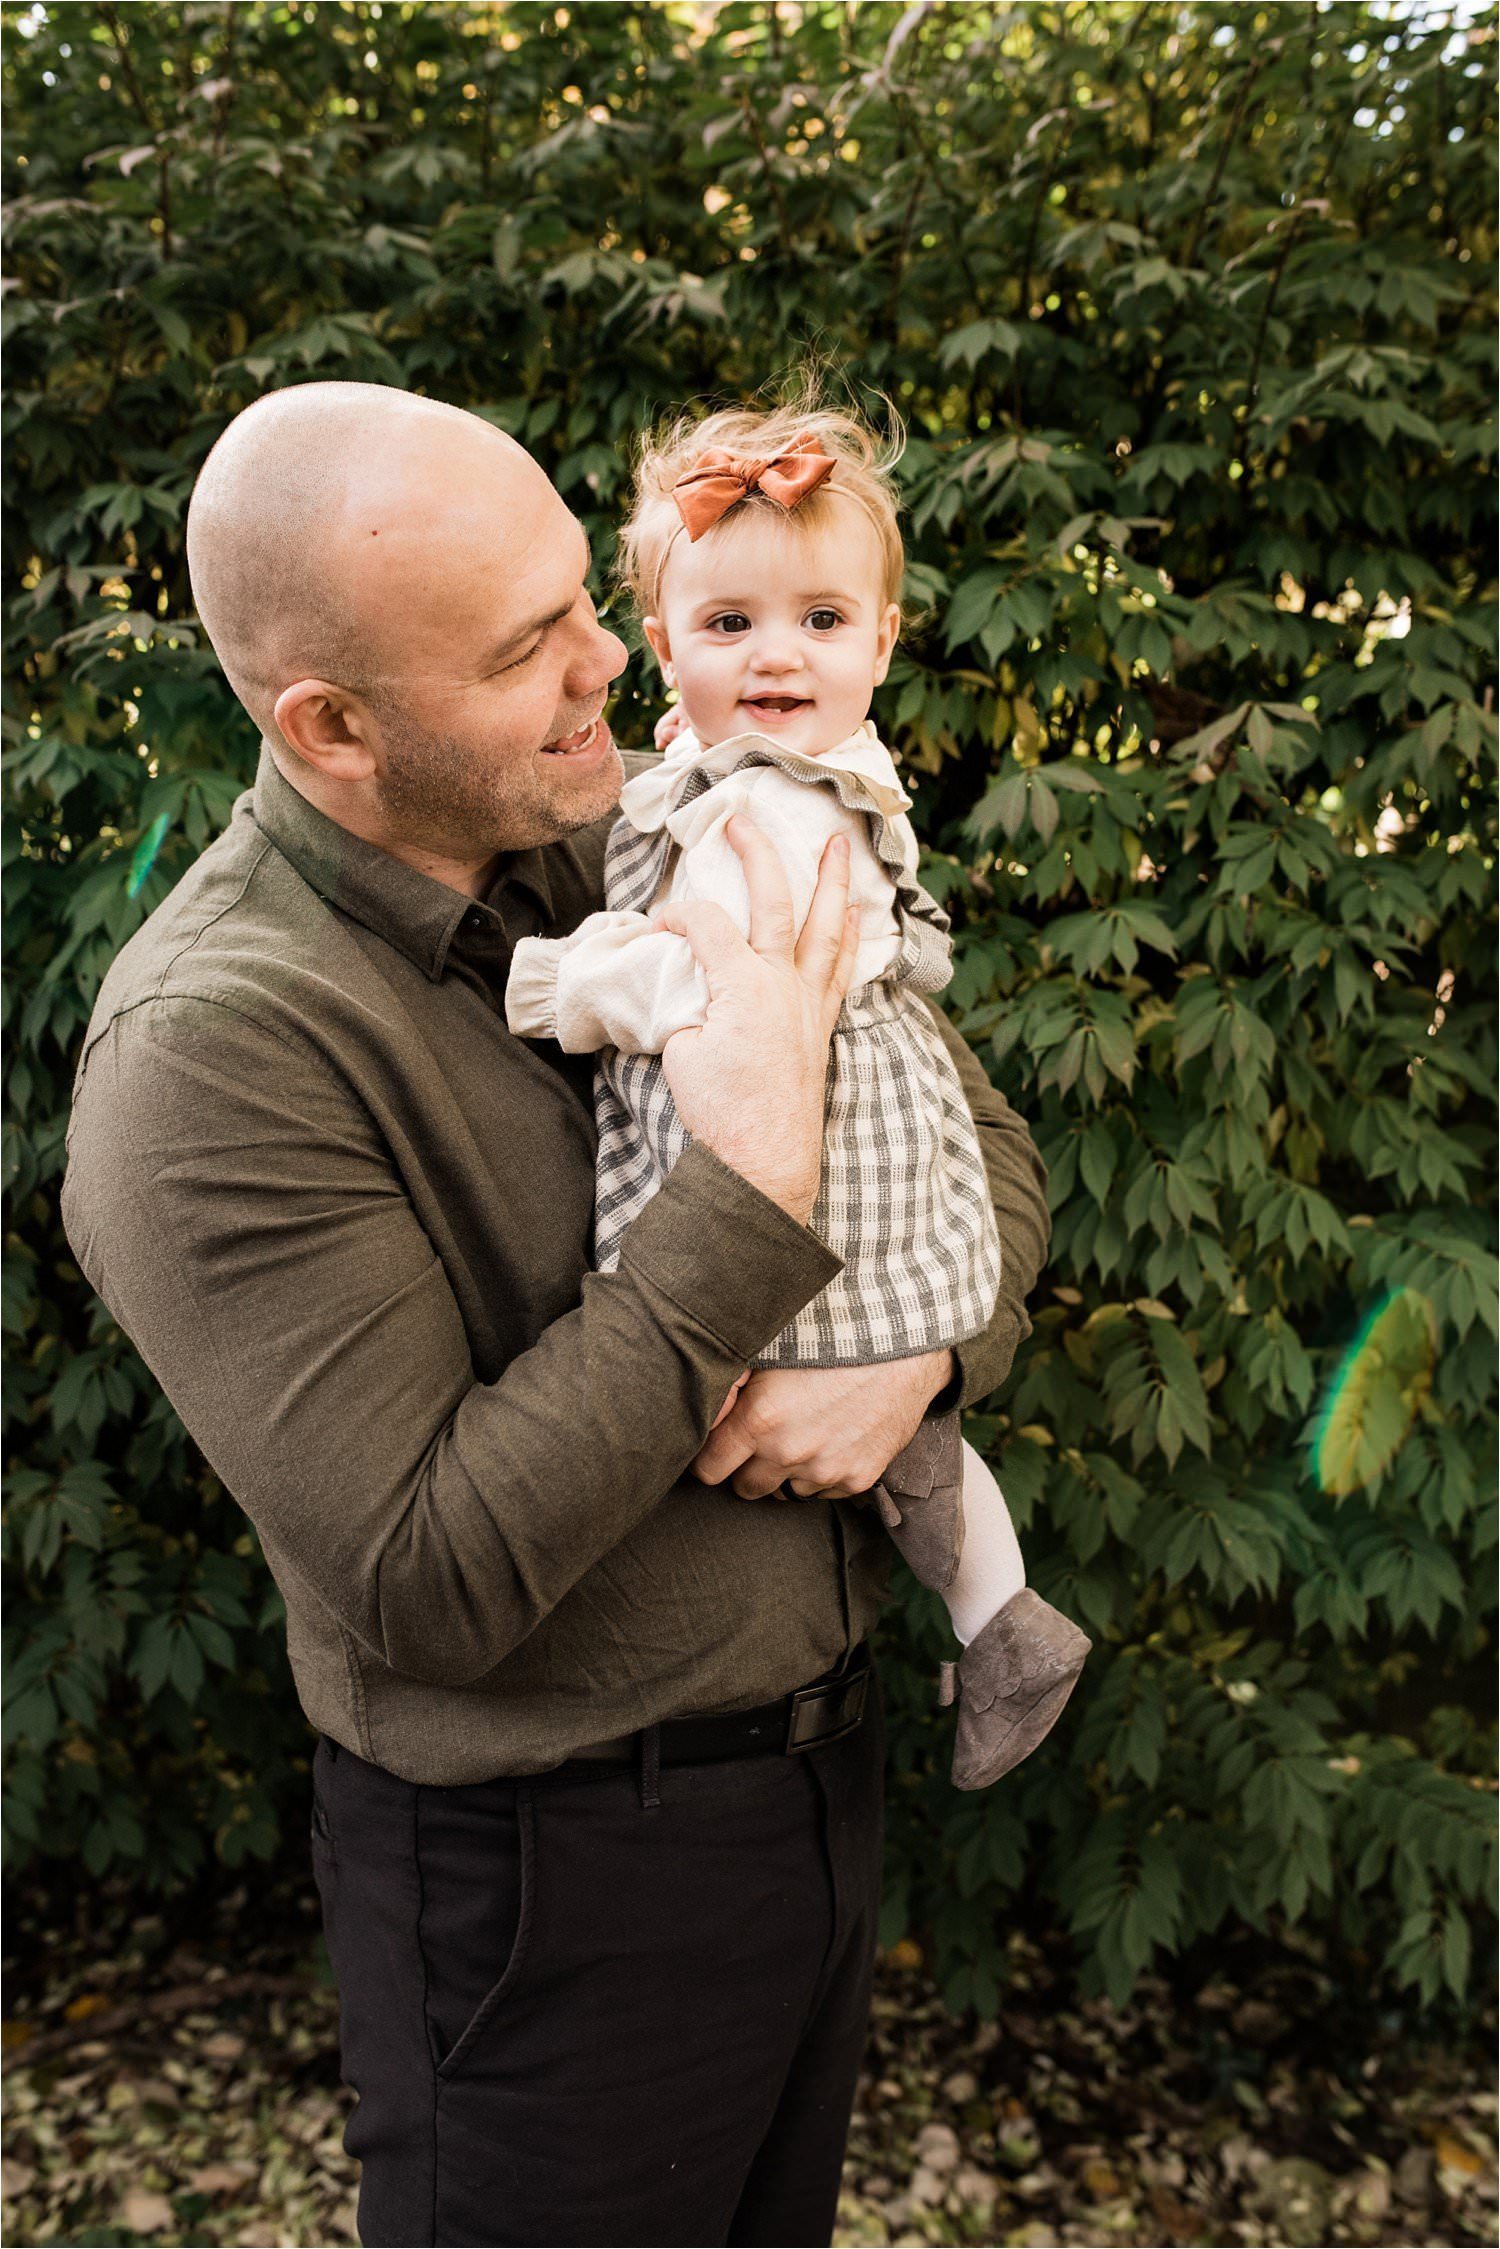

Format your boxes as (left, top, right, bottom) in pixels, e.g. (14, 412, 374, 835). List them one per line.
(310, 1683, 885, 2248)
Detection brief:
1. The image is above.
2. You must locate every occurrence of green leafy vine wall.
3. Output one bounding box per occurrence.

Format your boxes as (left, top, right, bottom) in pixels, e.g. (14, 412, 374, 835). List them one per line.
(3, 0, 1495, 2013)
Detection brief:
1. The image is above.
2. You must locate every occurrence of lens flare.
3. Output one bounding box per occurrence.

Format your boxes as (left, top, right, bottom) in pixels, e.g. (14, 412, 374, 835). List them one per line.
(1311, 1288, 1437, 1497)
(126, 812, 172, 900)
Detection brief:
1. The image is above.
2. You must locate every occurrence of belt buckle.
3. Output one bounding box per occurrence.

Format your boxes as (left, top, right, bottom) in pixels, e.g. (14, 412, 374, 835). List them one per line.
(785, 1667, 868, 1754)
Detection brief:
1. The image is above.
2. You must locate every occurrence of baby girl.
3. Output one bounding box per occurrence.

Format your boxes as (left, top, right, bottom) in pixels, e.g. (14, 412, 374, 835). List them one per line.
(505, 400, 1090, 1787)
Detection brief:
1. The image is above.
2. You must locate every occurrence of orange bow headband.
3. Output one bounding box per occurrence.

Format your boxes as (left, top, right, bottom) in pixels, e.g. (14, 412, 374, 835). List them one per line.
(671, 434, 837, 541)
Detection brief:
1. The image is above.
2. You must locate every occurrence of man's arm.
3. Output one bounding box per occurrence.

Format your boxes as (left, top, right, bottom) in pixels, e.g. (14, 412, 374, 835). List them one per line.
(62, 815, 857, 1690)
(63, 998, 841, 1691)
(922, 996, 1051, 1410)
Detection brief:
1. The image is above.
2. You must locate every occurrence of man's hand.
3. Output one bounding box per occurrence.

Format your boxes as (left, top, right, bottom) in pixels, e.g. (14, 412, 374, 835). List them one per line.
(691, 1351, 956, 1500)
(657, 817, 859, 1225)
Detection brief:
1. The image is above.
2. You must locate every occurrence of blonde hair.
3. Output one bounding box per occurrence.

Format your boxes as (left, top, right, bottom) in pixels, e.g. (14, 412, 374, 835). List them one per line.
(617, 395, 906, 620)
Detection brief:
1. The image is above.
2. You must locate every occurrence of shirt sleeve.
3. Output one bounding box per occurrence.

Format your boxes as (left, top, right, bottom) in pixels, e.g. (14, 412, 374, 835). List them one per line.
(61, 997, 842, 1690)
(505, 909, 709, 1054)
(920, 998, 1051, 1410)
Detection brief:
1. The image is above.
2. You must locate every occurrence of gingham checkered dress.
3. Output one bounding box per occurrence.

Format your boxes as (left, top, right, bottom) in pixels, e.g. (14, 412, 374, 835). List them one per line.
(592, 743, 1002, 1370)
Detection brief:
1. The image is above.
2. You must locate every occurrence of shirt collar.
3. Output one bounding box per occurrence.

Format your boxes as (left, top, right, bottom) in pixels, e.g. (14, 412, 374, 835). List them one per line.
(251, 746, 554, 981)
(620, 719, 911, 831)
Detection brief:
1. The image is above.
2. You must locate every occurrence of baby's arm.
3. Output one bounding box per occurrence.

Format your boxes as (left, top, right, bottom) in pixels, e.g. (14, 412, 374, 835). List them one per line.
(505, 909, 708, 1054)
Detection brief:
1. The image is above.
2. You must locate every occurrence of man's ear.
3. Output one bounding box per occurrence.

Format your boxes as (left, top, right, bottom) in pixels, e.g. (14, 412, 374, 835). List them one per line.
(273, 679, 378, 781)
(871, 601, 902, 689)
(642, 616, 676, 687)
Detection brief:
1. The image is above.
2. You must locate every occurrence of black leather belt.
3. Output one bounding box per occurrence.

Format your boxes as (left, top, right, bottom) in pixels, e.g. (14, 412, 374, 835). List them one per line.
(559, 1646, 871, 1774)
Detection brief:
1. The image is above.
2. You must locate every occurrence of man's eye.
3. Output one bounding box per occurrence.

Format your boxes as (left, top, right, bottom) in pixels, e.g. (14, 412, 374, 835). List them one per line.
(708, 613, 751, 634)
(806, 609, 843, 631)
(503, 641, 543, 671)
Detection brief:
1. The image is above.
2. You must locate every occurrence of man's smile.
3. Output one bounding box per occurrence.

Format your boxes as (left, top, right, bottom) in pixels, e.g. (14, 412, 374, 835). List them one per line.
(540, 711, 612, 760)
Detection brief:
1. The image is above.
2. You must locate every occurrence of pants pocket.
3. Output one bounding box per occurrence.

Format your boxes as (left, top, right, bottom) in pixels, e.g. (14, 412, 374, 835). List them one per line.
(418, 1784, 537, 2083)
(310, 1739, 339, 1892)
(310, 1788, 335, 1856)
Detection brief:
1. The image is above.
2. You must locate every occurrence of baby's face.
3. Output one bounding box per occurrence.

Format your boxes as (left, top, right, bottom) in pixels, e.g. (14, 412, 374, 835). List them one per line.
(645, 506, 900, 757)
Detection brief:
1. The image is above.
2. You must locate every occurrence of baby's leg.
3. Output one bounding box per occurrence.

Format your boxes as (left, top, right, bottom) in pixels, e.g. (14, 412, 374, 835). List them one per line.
(944, 1444, 1026, 1644)
(878, 1424, 1091, 1789)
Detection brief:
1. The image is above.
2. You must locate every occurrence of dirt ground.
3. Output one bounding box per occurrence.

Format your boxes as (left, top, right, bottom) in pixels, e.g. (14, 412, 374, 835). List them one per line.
(2, 1877, 1494, 2249)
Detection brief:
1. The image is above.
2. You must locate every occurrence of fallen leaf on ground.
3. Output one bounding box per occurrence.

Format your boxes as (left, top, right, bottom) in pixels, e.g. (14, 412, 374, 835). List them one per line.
(120, 2188, 175, 2232)
(63, 1993, 112, 2023)
(1435, 2134, 1487, 2176)
(914, 2122, 960, 2174)
(190, 2160, 259, 2194)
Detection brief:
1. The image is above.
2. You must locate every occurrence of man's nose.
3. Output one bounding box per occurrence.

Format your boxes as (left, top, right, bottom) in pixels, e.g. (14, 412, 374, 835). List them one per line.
(571, 617, 628, 694)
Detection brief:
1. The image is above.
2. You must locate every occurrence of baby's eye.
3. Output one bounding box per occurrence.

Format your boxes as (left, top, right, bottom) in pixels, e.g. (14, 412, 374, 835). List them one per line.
(707, 611, 751, 634)
(805, 608, 844, 632)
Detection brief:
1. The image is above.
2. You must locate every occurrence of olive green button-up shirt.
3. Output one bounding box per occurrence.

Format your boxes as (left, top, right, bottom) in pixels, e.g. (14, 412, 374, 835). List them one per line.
(62, 749, 1049, 1783)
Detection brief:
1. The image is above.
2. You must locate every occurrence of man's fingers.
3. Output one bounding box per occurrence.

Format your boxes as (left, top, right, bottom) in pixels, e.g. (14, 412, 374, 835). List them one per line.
(725, 813, 801, 962)
(654, 900, 751, 998)
(793, 832, 856, 998)
(690, 1415, 757, 1486)
(830, 904, 862, 1019)
(731, 1461, 796, 1500)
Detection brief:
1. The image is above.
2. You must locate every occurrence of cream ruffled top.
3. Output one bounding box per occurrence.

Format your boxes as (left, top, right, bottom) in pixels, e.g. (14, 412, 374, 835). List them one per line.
(505, 722, 927, 1056)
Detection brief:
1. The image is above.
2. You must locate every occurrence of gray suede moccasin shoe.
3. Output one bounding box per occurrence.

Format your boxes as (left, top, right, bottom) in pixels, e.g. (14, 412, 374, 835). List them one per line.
(940, 1589, 1092, 1789)
(871, 1410, 966, 1595)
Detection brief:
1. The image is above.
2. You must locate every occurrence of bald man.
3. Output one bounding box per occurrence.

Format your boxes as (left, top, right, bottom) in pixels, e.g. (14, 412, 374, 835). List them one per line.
(63, 383, 1051, 2248)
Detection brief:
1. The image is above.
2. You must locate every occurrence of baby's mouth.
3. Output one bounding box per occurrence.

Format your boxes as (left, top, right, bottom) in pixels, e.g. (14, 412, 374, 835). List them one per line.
(741, 695, 811, 719)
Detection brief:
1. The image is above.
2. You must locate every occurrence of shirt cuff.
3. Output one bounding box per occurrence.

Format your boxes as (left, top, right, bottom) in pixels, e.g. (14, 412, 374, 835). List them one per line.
(616, 1140, 843, 1365)
(925, 1354, 964, 1417)
(504, 937, 563, 1040)
(951, 1305, 1026, 1413)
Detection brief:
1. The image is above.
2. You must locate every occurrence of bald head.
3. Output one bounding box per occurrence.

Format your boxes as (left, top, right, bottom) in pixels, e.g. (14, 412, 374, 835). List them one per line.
(183, 381, 627, 887)
(186, 383, 546, 741)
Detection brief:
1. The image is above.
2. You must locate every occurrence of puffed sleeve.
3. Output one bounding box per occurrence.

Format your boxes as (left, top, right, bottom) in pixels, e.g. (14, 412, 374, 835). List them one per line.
(505, 910, 708, 1054)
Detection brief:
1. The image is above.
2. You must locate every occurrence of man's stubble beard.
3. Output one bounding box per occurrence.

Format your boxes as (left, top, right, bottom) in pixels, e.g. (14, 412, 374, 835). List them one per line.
(375, 707, 625, 858)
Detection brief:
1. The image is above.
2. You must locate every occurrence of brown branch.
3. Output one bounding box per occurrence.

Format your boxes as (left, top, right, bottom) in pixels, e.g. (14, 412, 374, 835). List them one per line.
(97, 2, 173, 260)
(97, 2, 157, 134)
(738, 93, 793, 257)
(1148, 681, 1221, 749)
(1232, 211, 1304, 472)
(1314, 103, 1357, 206)
(8, 1973, 310, 2069)
(883, 149, 932, 337)
(886, 82, 983, 318)
(212, 0, 239, 162)
(478, 76, 494, 193)
(1013, 125, 1071, 424)
(1179, 59, 1262, 273)
(156, 150, 174, 263)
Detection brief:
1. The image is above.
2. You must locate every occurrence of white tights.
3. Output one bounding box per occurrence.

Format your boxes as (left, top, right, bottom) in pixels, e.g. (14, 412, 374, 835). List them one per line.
(944, 1442, 1027, 1644)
